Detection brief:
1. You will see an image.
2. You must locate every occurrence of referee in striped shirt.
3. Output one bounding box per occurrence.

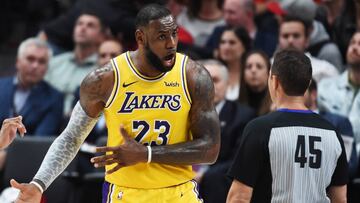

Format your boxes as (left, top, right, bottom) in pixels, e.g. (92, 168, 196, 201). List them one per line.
(227, 49, 348, 203)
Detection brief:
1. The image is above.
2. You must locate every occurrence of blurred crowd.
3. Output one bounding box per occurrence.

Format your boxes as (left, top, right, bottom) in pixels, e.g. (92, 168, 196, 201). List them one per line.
(0, 0, 360, 202)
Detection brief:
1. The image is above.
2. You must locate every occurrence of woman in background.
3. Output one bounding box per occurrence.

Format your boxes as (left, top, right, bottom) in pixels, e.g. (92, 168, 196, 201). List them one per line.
(218, 26, 252, 101)
(239, 50, 272, 115)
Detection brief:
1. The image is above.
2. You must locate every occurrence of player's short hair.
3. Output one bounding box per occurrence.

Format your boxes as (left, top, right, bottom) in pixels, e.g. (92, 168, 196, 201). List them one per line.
(271, 49, 312, 96)
(135, 4, 171, 29)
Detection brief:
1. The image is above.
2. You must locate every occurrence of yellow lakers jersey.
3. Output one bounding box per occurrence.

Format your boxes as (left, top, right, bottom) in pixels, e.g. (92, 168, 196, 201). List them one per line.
(103, 51, 194, 188)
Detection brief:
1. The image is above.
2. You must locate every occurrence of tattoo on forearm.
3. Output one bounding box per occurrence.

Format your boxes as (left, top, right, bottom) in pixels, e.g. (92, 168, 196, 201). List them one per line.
(33, 102, 98, 190)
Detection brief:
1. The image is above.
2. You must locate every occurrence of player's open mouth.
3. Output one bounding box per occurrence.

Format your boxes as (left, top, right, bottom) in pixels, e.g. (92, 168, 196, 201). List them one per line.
(164, 54, 175, 66)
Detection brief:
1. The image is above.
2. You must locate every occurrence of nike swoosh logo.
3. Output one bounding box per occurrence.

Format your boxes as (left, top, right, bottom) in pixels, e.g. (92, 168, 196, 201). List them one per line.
(122, 81, 138, 88)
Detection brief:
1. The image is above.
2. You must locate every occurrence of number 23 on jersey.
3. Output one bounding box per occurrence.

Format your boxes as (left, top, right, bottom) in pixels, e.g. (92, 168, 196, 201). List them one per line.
(131, 120, 170, 146)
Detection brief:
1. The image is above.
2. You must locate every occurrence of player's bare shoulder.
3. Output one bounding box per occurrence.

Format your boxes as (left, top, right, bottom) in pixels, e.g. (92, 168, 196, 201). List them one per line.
(185, 58, 215, 104)
(80, 62, 115, 116)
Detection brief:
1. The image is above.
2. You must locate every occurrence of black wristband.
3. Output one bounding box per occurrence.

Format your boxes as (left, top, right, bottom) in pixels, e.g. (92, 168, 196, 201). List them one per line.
(31, 178, 46, 192)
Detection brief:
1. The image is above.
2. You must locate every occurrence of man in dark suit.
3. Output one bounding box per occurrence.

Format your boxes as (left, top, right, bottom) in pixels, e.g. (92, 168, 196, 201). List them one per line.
(197, 59, 256, 203)
(305, 79, 358, 178)
(0, 38, 63, 136)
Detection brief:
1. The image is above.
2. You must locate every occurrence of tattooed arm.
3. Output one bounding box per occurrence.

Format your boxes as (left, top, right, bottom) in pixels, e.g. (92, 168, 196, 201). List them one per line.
(150, 58, 220, 164)
(11, 63, 114, 202)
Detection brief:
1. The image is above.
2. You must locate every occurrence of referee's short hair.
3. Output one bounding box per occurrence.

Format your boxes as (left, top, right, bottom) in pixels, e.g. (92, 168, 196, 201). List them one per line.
(271, 49, 312, 96)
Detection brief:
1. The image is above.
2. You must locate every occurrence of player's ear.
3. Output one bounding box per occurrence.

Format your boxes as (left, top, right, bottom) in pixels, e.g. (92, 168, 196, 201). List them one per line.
(135, 28, 146, 46)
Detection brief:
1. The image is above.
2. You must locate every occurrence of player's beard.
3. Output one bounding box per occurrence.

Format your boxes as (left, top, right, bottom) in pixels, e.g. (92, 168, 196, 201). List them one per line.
(145, 43, 173, 73)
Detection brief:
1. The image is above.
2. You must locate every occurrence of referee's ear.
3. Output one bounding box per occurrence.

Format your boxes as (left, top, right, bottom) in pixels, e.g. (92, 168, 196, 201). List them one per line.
(269, 74, 279, 91)
(273, 75, 280, 90)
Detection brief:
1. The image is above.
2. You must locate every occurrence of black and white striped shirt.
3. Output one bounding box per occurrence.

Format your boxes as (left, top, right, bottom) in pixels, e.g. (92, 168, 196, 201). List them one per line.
(229, 109, 348, 203)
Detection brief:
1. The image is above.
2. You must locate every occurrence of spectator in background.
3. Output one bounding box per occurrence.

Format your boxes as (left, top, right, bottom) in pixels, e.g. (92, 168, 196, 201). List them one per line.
(277, 15, 338, 82)
(0, 116, 26, 150)
(318, 31, 360, 148)
(0, 38, 63, 136)
(176, 0, 225, 47)
(308, 19, 344, 71)
(197, 59, 255, 203)
(239, 50, 272, 116)
(316, 0, 360, 62)
(98, 39, 123, 67)
(206, 0, 278, 57)
(217, 26, 252, 101)
(305, 79, 358, 179)
(281, 0, 344, 72)
(44, 12, 107, 116)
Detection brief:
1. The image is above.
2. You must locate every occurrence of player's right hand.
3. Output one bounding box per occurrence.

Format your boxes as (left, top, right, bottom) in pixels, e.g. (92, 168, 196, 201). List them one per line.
(10, 179, 42, 203)
(91, 124, 148, 174)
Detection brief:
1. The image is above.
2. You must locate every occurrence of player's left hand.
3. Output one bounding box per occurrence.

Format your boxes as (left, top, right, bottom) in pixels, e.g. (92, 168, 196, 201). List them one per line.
(91, 125, 148, 174)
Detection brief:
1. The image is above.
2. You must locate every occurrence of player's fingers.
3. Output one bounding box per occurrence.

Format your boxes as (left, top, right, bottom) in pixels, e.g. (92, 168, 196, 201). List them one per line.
(95, 146, 119, 153)
(91, 154, 117, 164)
(93, 159, 118, 168)
(10, 179, 24, 190)
(106, 164, 124, 174)
(119, 125, 132, 142)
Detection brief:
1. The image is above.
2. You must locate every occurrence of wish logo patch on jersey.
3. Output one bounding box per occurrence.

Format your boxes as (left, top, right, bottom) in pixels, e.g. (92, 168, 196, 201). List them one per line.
(118, 92, 182, 113)
(164, 81, 180, 87)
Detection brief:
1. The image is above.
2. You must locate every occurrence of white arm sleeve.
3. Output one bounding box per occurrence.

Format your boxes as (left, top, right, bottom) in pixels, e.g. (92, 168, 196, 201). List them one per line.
(32, 102, 99, 190)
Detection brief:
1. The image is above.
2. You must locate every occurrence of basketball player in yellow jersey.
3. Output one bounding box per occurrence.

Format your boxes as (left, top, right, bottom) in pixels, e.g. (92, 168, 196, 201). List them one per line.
(11, 4, 220, 203)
